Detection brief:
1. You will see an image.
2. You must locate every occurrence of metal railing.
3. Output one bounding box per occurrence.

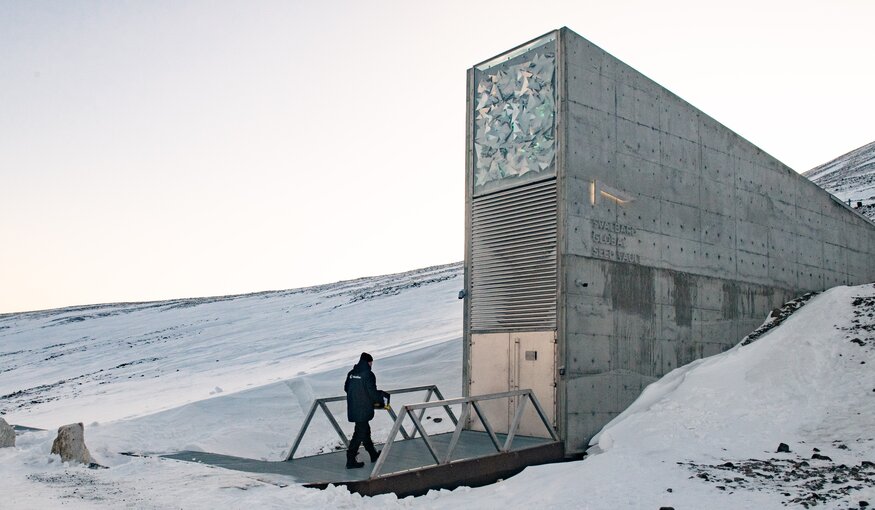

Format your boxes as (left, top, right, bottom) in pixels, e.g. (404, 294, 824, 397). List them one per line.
(370, 388, 558, 478)
(285, 385, 456, 461)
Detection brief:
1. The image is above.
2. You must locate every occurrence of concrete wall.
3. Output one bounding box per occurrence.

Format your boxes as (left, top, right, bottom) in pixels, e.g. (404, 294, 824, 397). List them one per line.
(557, 27, 875, 453)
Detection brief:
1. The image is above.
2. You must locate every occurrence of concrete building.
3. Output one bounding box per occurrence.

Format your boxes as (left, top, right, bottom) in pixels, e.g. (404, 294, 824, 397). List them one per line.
(462, 27, 875, 456)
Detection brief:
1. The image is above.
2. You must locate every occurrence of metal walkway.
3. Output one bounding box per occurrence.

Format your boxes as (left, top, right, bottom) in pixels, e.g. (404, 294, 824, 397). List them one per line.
(166, 430, 555, 480)
(163, 386, 564, 497)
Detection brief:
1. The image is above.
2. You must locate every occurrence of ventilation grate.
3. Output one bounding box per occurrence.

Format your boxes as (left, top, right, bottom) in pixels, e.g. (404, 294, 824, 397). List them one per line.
(470, 179, 558, 331)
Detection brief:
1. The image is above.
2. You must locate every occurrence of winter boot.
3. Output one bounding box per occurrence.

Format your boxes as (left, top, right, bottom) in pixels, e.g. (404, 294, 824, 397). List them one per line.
(346, 451, 364, 469)
(367, 447, 380, 463)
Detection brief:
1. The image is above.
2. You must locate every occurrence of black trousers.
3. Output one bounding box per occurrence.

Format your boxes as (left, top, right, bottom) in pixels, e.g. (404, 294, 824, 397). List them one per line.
(348, 421, 376, 455)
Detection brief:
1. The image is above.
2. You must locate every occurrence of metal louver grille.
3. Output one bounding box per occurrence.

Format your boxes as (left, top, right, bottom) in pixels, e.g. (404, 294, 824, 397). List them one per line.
(470, 179, 558, 331)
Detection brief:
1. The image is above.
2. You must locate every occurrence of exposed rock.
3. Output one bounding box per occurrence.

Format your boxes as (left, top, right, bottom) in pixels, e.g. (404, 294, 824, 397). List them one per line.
(0, 417, 14, 447)
(741, 294, 817, 345)
(811, 453, 832, 461)
(51, 422, 99, 466)
(777, 443, 791, 453)
(680, 456, 870, 507)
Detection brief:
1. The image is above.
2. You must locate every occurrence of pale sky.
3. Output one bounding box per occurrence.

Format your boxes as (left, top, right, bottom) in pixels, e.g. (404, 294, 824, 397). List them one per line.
(2, 0, 873, 314)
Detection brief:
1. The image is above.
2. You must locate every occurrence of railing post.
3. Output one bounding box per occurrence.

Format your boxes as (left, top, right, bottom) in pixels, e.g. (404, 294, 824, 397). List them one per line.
(319, 401, 350, 449)
(443, 402, 470, 464)
(370, 406, 408, 478)
(408, 408, 441, 465)
(410, 387, 434, 439)
(384, 406, 411, 440)
(471, 400, 502, 452)
(526, 391, 559, 441)
(286, 400, 320, 461)
(432, 386, 459, 426)
(504, 395, 528, 452)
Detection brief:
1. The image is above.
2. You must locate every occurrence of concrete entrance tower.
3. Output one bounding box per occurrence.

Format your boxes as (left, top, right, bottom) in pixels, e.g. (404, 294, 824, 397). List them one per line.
(462, 27, 875, 456)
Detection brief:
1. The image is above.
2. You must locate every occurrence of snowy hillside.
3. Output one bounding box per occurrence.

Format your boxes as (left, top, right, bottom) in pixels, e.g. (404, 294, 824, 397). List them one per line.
(0, 263, 463, 430)
(2, 267, 875, 508)
(804, 140, 875, 221)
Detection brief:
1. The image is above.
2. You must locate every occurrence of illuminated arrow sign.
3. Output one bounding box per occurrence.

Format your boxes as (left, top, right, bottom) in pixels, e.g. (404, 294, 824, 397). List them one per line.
(589, 180, 635, 206)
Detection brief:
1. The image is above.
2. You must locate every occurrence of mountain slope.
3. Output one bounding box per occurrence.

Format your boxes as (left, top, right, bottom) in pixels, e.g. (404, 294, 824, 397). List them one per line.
(804, 140, 875, 221)
(0, 262, 463, 428)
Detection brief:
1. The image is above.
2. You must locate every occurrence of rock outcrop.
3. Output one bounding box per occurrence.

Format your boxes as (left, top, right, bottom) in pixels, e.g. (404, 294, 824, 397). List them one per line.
(51, 422, 97, 465)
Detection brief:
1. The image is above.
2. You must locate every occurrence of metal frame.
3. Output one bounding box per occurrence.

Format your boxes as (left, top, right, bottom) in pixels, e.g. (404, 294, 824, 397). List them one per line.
(470, 31, 560, 199)
(371, 388, 558, 478)
(285, 385, 456, 461)
(474, 30, 558, 71)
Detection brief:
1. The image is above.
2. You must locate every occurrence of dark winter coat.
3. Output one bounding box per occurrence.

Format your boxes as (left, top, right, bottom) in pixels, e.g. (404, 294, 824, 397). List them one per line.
(344, 359, 383, 423)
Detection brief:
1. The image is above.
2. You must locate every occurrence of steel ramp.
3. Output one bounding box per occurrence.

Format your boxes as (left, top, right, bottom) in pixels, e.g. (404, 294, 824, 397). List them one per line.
(164, 386, 565, 497)
(163, 430, 563, 497)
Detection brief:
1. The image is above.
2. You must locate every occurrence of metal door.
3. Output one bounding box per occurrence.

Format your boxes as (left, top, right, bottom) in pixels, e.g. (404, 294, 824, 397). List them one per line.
(512, 331, 556, 437)
(469, 332, 510, 432)
(469, 331, 556, 437)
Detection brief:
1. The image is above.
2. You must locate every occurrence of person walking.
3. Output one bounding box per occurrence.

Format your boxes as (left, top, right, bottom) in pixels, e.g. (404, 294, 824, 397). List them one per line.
(344, 352, 386, 469)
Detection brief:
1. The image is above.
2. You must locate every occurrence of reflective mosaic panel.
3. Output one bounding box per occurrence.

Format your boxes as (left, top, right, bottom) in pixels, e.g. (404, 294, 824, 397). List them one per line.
(473, 42, 556, 195)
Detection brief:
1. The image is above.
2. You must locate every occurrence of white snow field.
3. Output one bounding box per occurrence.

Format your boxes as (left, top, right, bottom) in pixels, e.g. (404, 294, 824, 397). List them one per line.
(2, 263, 875, 509)
(805, 140, 875, 221)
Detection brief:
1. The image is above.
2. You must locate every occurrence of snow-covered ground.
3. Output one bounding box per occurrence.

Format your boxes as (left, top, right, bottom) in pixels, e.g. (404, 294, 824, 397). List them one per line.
(0, 263, 462, 431)
(805, 140, 875, 221)
(2, 264, 875, 508)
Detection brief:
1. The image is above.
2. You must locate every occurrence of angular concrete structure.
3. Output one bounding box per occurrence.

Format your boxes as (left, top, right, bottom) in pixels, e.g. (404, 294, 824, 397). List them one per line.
(462, 27, 875, 456)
